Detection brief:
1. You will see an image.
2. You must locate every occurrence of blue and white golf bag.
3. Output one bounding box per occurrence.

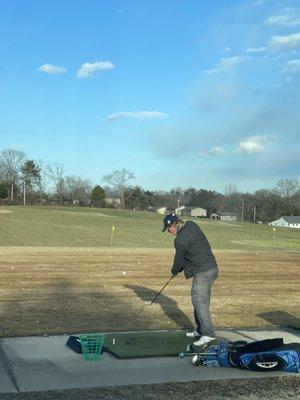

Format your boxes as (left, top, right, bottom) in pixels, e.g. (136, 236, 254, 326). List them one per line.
(238, 349, 299, 372)
(196, 339, 300, 373)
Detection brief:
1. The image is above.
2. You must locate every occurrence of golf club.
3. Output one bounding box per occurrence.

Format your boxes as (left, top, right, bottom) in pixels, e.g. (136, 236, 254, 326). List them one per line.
(139, 275, 175, 313)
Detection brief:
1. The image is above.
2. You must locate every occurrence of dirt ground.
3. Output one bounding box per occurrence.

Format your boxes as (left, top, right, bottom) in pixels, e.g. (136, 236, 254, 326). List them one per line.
(0, 247, 299, 337)
(0, 376, 299, 400)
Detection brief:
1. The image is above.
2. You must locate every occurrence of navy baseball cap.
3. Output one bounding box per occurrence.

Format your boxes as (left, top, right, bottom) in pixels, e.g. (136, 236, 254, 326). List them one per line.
(162, 213, 179, 232)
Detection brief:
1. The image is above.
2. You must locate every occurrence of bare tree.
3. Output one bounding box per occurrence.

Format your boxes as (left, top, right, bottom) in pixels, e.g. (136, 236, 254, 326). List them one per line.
(223, 182, 241, 213)
(224, 183, 238, 197)
(0, 149, 25, 201)
(46, 163, 65, 204)
(102, 169, 135, 208)
(275, 179, 299, 198)
(64, 175, 92, 204)
(274, 178, 300, 216)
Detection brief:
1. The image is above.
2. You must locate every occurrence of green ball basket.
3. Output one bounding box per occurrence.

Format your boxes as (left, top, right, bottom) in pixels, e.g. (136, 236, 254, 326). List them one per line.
(79, 333, 105, 361)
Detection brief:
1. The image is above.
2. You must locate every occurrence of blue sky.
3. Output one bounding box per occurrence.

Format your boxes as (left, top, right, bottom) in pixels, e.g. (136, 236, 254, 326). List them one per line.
(0, 0, 299, 193)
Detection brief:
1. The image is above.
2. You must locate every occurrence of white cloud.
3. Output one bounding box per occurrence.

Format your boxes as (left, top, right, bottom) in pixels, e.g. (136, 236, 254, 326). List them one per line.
(209, 146, 225, 155)
(77, 61, 115, 78)
(267, 11, 300, 27)
(107, 110, 168, 121)
(221, 46, 232, 52)
(284, 58, 300, 74)
(273, 50, 298, 60)
(236, 135, 272, 154)
(269, 32, 300, 51)
(246, 46, 267, 53)
(196, 146, 225, 157)
(203, 56, 250, 74)
(37, 63, 67, 74)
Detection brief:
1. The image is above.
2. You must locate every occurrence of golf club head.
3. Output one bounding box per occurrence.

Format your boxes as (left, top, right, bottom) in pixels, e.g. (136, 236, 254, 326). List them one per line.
(186, 343, 196, 352)
(139, 301, 150, 314)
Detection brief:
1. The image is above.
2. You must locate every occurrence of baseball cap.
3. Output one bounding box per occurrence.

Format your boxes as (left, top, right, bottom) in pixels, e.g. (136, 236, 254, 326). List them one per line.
(162, 213, 180, 232)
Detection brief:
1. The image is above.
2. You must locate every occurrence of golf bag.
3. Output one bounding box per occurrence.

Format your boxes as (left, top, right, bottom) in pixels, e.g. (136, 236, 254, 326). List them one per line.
(231, 339, 300, 373)
(238, 349, 299, 372)
(188, 339, 300, 373)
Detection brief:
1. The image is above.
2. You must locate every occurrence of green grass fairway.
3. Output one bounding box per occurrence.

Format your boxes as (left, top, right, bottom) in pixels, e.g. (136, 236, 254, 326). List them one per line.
(0, 205, 299, 251)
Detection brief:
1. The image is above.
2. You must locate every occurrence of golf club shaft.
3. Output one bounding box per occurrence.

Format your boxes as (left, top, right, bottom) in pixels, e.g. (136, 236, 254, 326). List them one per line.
(179, 351, 218, 358)
(150, 275, 174, 305)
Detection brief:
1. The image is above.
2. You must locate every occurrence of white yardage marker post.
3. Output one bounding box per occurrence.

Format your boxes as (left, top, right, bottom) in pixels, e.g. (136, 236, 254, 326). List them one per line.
(273, 227, 276, 242)
(110, 225, 115, 245)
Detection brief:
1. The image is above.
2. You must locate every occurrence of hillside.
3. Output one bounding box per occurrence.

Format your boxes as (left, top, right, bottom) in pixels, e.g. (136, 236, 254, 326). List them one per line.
(0, 206, 299, 251)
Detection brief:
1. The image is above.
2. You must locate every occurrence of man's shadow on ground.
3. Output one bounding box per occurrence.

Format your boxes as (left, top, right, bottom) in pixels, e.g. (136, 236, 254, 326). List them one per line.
(257, 310, 300, 330)
(125, 284, 193, 330)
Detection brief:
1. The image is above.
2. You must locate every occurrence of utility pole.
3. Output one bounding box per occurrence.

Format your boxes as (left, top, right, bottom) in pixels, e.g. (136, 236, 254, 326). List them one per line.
(23, 180, 26, 206)
(241, 198, 244, 222)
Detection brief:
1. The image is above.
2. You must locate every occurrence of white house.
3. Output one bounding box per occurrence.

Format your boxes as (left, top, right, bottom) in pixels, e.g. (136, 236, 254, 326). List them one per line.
(211, 212, 238, 221)
(269, 216, 300, 229)
(148, 206, 167, 214)
(182, 207, 207, 218)
(106, 197, 122, 206)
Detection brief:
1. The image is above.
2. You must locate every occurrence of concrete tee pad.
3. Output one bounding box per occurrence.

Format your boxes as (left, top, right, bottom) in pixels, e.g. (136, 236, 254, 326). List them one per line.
(0, 329, 299, 393)
(0, 345, 18, 393)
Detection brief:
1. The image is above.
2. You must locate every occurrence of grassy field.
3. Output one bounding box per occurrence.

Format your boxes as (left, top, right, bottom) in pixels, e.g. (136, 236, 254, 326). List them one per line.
(0, 205, 300, 251)
(0, 206, 299, 337)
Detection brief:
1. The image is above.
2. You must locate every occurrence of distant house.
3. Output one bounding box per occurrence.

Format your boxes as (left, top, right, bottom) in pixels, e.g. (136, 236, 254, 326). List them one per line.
(106, 198, 121, 205)
(211, 212, 237, 221)
(106, 197, 122, 208)
(269, 216, 300, 229)
(148, 206, 167, 214)
(182, 207, 207, 218)
(164, 205, 185, 215)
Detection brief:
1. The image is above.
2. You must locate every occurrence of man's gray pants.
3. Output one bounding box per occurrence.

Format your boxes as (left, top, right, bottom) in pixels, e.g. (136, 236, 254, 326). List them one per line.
(191, 268, 218, 337)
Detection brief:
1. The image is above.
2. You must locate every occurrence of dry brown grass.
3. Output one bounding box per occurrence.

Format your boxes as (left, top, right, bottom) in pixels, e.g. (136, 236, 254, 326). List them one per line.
(0, 247, 299, 337)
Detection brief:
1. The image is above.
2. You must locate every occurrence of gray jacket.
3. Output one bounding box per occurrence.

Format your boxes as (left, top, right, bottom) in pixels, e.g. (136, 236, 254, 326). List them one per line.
(171, 220, 218, 279)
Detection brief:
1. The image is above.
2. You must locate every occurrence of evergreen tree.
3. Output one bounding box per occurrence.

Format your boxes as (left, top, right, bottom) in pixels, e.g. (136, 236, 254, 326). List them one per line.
(91, 185, 106, 207)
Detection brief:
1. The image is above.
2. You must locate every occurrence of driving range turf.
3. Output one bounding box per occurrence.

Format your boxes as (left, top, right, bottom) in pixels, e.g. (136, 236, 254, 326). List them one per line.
(0, 206, 299, 399)
(0, 205, 299, 338)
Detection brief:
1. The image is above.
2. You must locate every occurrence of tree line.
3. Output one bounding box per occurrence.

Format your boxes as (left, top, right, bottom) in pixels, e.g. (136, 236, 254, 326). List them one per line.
(0, 148, 299, 222)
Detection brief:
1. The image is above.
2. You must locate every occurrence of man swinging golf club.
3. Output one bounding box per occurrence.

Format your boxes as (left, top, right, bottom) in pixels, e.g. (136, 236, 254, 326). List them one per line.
(163, 213, 219, 347)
